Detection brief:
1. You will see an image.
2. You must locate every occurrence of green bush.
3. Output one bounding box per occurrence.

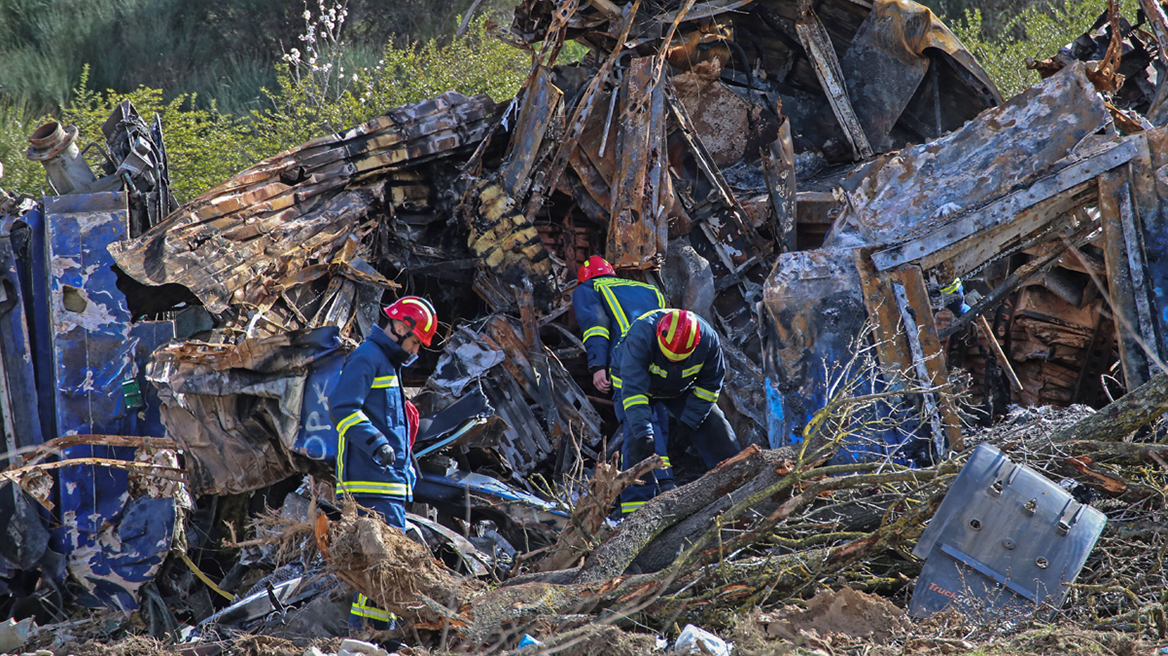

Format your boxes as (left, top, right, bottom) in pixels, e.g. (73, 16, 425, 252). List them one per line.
(3, 14, 534, 201)
(257, 14, 530, 151)
(1, 67, 277, 203)
(947, 0, 1139, 99)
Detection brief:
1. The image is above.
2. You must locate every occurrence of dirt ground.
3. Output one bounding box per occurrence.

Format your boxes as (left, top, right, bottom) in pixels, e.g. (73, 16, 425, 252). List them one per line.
(30, 587, 1164, 656)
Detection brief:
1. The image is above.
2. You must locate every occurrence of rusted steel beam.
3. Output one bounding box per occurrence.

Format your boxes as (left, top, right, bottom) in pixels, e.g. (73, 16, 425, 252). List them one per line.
(1099, 169, 1156, 388)
(524, 0, 642, 222)
(795, 6, 874, 160)
(855, 254, 962, 454)
(938, 222, 1097, 339)
(830, 64, 1107, 251)
(500, 66, 564, 197)
(607, 56, 667, 269)
(975, 314, 1023, 395)
(927, 185, 1097, 282)
(1139, 0, 1168, 62)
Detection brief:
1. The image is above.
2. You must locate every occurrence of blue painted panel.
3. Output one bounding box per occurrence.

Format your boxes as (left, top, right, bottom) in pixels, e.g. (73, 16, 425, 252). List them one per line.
(0, 233, 44, 457)
(43, 193, 137, 436)
(128, 321, 175, 437)
(295, 350, 344, 462)
(66, 493, 176, 611)
(761, 249, 922, 466)
(38, 192, 177, 612)
(11, 208, 57, 442)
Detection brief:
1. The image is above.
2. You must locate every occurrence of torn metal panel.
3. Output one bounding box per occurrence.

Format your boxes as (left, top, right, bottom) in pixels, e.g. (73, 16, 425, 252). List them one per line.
(413, 388, 495, 459)
(414, 470, 569, 533)
(1099, 168, 1155, 389)
(425, 317, 602, 475)
(761, 119, 797, 253)
(761, 248, 868, 449)
(149, 327, 342, 495)
(871, 136, 1140, 273)
(839, 0, 999, 152)
(499, 66, 564, 198)
(1123, 132, 1168, 382)
(110, 92, 495, 325)
(828, 63, 1109, 252)
(59, 494, 176, 612)
(607, 56, 668, 270)
(0, 483, 51, 571)
(0, 232, 43, 464)
(795, 5, 874, 160)
(482, 315, 603, 452)
(855, 255, 962, 455)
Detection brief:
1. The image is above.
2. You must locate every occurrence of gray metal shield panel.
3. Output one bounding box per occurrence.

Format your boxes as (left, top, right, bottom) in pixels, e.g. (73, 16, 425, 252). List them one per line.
(910, 442, 1106, 617)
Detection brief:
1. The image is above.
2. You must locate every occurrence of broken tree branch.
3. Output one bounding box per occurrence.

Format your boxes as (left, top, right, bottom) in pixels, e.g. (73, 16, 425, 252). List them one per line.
(1048, 372, 1168, 443)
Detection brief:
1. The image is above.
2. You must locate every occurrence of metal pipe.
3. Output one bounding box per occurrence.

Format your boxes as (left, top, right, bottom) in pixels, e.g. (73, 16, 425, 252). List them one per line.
(26, 122, 96, 195)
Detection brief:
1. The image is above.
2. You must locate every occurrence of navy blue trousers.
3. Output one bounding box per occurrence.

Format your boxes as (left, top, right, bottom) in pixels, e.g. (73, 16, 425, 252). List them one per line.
(349, 496, 404, 631)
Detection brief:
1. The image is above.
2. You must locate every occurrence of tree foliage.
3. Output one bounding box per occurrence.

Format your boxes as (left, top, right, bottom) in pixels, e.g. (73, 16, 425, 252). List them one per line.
(1, 14, 529, 203)
(258, 10, 530, 151)
(946, 0, 1139, 99)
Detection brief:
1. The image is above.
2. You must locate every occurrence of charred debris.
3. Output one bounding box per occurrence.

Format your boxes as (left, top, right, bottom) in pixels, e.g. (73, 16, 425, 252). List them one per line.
(2, 0, 1168, 652)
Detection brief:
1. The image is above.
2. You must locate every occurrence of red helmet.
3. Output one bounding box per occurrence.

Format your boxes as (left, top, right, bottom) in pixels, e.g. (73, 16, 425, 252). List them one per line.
(656, 310, 701, 361)
(577, 255, 615, 283)
(383, 296, 438, 347)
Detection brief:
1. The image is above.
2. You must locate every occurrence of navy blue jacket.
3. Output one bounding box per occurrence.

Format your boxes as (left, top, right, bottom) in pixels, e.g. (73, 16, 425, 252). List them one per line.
(572, 275, 665, 372)
(329, 329, 414, 500)
(612, 309, 725, 438)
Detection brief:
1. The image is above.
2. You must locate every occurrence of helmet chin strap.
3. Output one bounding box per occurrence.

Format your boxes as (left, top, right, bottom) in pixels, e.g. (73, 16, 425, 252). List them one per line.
(389, 318, 415, 347)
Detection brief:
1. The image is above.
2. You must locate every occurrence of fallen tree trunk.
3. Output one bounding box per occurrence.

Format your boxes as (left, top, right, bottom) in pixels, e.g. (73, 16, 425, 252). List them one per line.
(537, 454, 664, 572)
(1049, 372, 1168, 443)
(570, 445, 777, 584)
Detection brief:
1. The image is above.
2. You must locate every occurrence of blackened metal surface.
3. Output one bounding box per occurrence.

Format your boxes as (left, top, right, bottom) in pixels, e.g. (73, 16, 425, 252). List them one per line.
(827, 63, 1108, 251)
(762, 119, 797, 252)
(761, 248, 868, 449)
(796, 6, 874, 160)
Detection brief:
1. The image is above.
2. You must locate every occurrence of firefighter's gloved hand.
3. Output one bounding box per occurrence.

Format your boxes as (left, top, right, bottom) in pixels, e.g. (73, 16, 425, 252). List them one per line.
(372, 443, 396, 468)
(630, 433, 655, 461)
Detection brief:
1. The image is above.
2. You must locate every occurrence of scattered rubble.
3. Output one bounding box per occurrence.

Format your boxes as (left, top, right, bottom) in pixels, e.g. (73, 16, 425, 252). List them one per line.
(2, 0, 1168, 654)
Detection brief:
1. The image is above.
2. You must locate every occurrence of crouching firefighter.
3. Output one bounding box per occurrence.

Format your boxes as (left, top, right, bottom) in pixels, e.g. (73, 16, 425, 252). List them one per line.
(330, 295, 438, 632)
(571, 256, 674, 495)
(612, 308, 741, 515)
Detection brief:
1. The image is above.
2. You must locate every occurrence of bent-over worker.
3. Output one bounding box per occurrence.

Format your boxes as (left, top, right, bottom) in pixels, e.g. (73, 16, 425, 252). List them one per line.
(611, 308, 741, 515)
(571, 256, 673, 497)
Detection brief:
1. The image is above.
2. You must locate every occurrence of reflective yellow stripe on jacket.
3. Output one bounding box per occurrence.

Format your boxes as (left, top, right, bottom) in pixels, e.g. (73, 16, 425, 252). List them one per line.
(337, 481, 411, 497)
(623, 394, 649, 409)
(583, 326, 610, 341)
(351, 594, 393, 621)
(694, 387, 719, 403)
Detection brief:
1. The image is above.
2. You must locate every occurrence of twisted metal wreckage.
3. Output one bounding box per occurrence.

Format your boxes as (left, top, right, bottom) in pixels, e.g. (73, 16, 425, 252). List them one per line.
(3, 0, 1168, 646)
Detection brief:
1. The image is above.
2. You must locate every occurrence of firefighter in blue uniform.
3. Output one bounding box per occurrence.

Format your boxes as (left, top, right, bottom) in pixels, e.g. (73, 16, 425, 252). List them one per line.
(611, 308, 741, 515)
(571, 256, 673, 500)
(330, 295, 438, 632)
